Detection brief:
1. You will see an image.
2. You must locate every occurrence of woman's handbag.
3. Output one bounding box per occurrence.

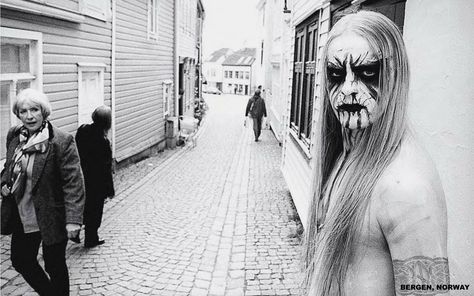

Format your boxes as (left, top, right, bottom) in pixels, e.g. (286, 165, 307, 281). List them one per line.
(1, 193, 17, 235)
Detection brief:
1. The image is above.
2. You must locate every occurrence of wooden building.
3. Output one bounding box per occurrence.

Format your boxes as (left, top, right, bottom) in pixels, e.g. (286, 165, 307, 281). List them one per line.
(1, 0, 179, 164)
(114, 0, 175, 161)
(1, 0, 113, 165)
(177, 0, 205, 117)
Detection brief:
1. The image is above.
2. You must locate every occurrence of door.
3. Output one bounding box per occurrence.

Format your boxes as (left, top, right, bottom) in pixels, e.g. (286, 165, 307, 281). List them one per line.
(78, 64, 105, 125)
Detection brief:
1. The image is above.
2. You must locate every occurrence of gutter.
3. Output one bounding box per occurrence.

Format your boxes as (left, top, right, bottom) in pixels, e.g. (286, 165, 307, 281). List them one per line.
(174, 0, 179, 117)
(111, 0, 117, 157)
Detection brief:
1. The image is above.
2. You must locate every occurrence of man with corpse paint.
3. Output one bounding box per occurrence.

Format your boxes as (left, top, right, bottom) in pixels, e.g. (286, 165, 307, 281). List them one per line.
(302, 11, 449, 296)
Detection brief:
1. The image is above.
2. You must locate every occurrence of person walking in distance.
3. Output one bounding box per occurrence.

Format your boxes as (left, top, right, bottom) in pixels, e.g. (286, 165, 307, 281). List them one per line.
(1, 88, 85, 296)
(75, 106, 115, 248)
(245, 89, 267, 142)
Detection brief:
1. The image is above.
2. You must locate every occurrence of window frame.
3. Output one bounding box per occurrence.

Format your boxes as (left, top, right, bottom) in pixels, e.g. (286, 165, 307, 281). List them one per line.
(0, 27, 43, 162)
(79, 0, 111, 21)
(147, 0, 159, 40)
(290, 12, 318, 148)
(162, 79, 173, 117)
(77, 62, 106, 126)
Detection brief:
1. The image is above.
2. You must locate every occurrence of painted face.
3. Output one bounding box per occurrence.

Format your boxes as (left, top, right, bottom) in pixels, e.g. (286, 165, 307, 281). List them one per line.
(18, 100, 44, 133)
(327, 33, 381, 129)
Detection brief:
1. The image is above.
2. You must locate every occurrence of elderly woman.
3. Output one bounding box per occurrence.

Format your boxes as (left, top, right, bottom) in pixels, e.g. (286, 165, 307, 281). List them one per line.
(75, 106, 114, 248)
(0, 88, 85, 296)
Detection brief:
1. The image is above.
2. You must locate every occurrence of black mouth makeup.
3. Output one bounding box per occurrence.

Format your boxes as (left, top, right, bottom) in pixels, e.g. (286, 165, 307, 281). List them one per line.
(337, 104, 365, 113)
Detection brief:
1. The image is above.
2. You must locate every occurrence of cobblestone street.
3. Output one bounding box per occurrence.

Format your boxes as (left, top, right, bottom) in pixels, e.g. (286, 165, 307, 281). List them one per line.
(1, 93, 303, 296)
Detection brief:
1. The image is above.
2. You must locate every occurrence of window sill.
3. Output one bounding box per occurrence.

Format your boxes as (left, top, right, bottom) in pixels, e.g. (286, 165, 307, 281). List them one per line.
(1, 0, 85, 23)
(288, 128, 312, 162)
(147, 33, 159, 41)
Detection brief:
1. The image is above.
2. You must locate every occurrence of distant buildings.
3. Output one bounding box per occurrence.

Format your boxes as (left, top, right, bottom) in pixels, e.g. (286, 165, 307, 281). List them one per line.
(203, 47, 257, 95)
(203, 48, 232, 92)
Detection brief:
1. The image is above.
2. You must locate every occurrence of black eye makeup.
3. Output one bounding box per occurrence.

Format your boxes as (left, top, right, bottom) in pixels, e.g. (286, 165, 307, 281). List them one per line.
(353, 62, 380, 83)
(327, 65, 345, 83)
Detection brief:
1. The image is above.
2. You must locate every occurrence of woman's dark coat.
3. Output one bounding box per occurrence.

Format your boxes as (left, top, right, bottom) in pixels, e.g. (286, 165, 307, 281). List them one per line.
(1, 124, 85, 245)
(75, 124, 114, 228)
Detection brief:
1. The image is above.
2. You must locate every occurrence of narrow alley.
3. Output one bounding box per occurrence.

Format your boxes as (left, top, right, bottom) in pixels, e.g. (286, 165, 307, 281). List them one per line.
(0, 93, 303, 296)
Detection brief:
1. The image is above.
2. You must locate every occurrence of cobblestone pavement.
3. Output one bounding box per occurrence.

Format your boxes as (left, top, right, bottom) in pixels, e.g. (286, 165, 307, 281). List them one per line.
(1, 93, 303, 296)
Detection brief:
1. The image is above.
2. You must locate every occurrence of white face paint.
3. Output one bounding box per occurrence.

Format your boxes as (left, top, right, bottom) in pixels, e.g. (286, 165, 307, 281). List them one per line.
(327, 33, 381, 130)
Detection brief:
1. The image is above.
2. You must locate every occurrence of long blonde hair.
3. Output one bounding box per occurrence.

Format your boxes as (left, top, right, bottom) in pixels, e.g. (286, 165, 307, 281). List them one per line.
(303, 11, 410, 295)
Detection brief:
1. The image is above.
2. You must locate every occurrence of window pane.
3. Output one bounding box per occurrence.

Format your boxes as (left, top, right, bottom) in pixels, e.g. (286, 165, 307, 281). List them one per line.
(16, 81, 31, 94)
(1, 43, 30, 73)
(1, 82, 12, 160)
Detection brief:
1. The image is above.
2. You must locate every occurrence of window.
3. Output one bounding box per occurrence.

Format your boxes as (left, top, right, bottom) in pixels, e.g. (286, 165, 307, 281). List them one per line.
(1, 27, 43, 161)
(229, 71, 233, 78)
(235, 71, 239, 78)
(224, 70, 228, 78)
(80, 0, 111, 21)
(77, 63, 105, 125)
(148, 0, 159, 39)
(163, 80, 172, 116)
(245, 71, 249, 79)
(290, 13, 318, 146)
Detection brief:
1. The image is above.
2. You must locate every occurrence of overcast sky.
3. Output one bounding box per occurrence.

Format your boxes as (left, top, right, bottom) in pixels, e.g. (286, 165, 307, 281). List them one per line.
(201, 0, 260, 58)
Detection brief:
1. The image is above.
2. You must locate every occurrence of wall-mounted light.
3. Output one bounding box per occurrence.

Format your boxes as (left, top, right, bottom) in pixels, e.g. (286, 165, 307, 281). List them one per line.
(283, 0, 291, 13)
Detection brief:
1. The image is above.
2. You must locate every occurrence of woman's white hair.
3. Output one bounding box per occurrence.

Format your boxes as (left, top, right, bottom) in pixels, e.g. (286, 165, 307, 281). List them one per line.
(13, 88, 52, 119)
(303, 10, 410, 295)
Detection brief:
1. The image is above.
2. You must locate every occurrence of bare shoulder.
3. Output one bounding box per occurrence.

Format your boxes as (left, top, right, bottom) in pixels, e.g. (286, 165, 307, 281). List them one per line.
(372, 136, 447, 237)
(371, 136, 449, 294)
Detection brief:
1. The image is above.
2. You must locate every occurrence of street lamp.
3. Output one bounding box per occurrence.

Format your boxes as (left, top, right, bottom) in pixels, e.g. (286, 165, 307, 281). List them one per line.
(283, 0, 291, 13)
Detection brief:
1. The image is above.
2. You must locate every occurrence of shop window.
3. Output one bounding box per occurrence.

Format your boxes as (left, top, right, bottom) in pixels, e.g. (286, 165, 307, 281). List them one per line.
(290, 12, 318, 147)
(1, 27, 43, 161)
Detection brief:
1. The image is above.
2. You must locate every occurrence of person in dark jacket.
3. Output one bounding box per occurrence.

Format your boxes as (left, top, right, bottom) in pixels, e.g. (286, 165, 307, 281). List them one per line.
(75, 106, 115, 248)
(1, 88, 85, 296)
(245, 89, 267, 141)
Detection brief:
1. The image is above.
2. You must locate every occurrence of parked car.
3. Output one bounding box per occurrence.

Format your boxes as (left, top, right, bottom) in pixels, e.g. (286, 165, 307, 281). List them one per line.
(203, 86, 222, 95)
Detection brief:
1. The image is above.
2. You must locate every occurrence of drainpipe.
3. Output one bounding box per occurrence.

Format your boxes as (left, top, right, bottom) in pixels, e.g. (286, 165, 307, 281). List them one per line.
(111, 0, 117, 158)
(174, 0, 179, 117)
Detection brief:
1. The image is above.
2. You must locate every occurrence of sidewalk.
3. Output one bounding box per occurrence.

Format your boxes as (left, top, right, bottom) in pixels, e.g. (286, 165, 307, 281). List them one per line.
(0, 94, 303, 296)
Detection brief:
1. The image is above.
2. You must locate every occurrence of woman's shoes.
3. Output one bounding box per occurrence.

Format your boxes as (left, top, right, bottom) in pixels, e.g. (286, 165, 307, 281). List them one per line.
(84, 240, 105, 248)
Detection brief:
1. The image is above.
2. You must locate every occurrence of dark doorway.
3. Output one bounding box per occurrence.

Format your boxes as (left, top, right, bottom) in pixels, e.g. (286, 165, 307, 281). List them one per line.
(179, 63, 184, 116)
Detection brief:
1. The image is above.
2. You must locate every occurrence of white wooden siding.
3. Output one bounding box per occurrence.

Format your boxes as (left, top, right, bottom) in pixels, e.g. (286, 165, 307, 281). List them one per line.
(1, 5, 112, 134)
(281, 1, 330, 228)
(114, 0, 174, 161)
(282, 136, 312, 227)
(178, 0, 197, 59)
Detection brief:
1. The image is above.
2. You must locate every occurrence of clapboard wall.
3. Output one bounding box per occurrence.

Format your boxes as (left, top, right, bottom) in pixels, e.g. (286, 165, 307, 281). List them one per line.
(114, 0, 175, 161)
(1, 6, 112, 134)
(280, 0, 330, 228)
